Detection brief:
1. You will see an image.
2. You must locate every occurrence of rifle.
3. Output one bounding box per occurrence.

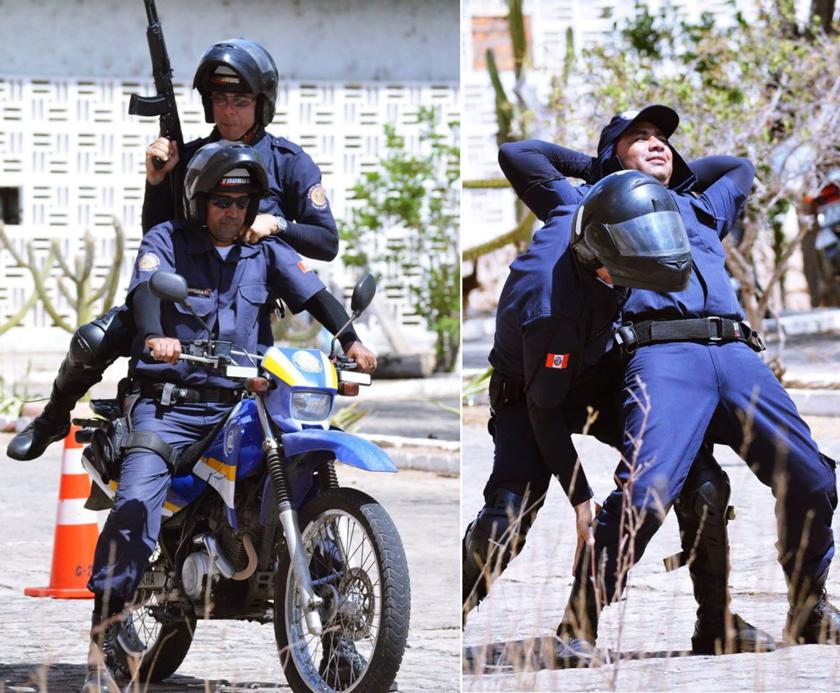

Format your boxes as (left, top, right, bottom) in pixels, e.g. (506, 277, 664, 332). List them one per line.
(129, 0, 185, 220)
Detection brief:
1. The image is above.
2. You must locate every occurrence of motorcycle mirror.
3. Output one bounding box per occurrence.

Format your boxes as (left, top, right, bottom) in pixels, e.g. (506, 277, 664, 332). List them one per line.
(350, 273, 376, 314)
(149, 271, 189, 303)
(149, 271, 212, 339)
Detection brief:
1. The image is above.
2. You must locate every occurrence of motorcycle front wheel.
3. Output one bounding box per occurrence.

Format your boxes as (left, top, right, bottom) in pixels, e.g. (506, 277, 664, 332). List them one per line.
(275, 487, 410, 693)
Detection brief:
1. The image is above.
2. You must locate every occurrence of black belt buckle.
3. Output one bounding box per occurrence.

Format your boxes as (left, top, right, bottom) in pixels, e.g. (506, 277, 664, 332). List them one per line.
(615, 324, 638, 354)
(707, 316, 723, 341)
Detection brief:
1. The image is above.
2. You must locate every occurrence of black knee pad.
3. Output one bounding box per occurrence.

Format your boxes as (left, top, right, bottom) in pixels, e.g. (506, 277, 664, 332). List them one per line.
(684, 470, 732, 527)
(69, 307, 134, 369)
(675, 461, 732, 575)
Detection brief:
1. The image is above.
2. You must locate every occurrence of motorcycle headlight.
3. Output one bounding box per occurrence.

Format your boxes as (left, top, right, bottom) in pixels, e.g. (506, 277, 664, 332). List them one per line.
(290, 391, 333, 421)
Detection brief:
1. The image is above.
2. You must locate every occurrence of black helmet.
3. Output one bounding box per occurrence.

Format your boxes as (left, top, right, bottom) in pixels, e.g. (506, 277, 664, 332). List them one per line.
(193, 39, 278, 126)
(184, 141, 269, 228)
(571, 171, 691, 292)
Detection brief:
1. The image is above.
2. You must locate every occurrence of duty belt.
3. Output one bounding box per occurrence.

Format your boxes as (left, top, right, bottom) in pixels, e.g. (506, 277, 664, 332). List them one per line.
(614, 316, 766, 354)
(135, 380, 243, 406)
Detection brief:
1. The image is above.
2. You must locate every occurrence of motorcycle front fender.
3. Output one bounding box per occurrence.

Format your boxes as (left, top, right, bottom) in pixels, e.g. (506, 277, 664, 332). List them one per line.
(281, 429, 397, 473)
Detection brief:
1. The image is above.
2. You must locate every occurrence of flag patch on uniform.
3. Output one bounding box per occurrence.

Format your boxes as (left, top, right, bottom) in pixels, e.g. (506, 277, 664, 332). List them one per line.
(545, 353, 569, 369)
(297, 260, 312, 273)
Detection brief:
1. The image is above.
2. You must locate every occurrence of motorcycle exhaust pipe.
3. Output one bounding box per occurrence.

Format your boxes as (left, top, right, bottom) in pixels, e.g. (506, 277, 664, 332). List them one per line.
(194, 533, 237, 580)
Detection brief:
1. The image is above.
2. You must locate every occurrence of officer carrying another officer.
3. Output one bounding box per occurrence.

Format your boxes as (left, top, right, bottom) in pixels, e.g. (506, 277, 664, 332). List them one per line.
(82, 141, 374, 692)
(7, 38, 342, 462)
(465, 132, 775, 656)
(550, 105, 839, 664)
(463, 133, 773, 655)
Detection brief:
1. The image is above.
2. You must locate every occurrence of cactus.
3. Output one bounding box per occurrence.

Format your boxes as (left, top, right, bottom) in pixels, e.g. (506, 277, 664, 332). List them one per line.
(0, 218, 125, 332)
(485, 0, 530, 147)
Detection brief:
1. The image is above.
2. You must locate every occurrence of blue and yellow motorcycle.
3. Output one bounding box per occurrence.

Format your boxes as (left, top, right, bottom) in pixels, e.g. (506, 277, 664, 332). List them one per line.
(79, 272, 410, 693)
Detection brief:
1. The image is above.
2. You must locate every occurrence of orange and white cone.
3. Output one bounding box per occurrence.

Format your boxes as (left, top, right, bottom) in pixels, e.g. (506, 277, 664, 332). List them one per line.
(25, 424, 99, 599)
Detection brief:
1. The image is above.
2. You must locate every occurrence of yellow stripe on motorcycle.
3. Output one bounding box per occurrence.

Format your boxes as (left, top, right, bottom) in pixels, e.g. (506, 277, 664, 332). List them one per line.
(162, 500, 181, 516)
(198, 456, 237, 482)
(263, 348, 307, 386)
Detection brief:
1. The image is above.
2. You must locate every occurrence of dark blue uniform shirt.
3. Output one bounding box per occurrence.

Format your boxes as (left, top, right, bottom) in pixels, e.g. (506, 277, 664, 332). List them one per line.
(143, 128, 338, 261)
(127, 221, 324, 389)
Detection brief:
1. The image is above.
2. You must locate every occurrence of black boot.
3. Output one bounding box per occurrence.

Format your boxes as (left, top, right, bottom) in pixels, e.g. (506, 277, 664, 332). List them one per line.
(80, 611, 126, 693)
(554, 577, 602, 668)
(6, 393, 73, 461)
(785, 570, 840, 644)
(690, 572, 776, 654)
(7, 357, 94, 460)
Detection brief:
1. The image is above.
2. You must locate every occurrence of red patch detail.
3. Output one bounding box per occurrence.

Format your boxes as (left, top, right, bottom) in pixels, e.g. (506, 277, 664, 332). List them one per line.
(545, 353, 569, 369)
(297, 260, 312, 273)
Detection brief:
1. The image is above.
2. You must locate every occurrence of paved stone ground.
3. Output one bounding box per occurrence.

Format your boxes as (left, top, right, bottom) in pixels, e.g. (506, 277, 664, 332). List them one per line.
(462, 410, 840, 692)
(0, 435, 460, 692)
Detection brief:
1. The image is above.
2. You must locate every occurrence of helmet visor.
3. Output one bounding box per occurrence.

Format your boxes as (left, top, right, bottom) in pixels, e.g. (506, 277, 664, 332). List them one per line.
(605, 211, 689, 257)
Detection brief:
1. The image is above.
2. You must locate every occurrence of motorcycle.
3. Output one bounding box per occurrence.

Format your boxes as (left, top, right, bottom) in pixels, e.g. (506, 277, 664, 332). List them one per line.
(804, 170, 840, 305)
(76, 271, 410, 693)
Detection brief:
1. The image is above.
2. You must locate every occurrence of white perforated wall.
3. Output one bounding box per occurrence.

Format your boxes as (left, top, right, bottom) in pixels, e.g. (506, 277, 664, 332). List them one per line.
(0, 76, 459, 345)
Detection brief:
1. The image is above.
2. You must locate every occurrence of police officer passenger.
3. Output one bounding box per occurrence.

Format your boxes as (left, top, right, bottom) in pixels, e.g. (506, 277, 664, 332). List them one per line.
(554, 105, 840, 662)
(82, 142, 373, 692)
(8, 39, 343, 462)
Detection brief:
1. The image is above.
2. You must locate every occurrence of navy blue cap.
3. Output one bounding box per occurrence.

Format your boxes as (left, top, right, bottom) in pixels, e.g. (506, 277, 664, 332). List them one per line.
(597, 105, 680, 156)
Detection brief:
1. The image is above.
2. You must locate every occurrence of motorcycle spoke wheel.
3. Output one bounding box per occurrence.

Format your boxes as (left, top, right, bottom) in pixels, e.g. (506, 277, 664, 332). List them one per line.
(275, 488, 410, 693)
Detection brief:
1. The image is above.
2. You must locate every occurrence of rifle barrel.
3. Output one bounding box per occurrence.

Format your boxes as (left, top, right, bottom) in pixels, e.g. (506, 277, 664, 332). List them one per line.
(145, 0, 159, 25)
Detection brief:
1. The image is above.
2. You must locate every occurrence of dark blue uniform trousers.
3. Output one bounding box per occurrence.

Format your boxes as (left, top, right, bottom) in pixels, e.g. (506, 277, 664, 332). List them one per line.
(88, 398, 231, 602)
(592, 341, 837, 601)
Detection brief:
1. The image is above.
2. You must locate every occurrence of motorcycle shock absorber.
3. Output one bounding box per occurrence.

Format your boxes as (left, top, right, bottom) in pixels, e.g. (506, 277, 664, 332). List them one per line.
(318, 460, 339, 490)
(254, 394, 323, 636)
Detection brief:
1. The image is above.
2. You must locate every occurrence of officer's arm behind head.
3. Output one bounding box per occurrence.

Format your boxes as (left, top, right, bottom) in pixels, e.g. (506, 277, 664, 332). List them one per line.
(498, 141, 589, 222)
(697, 157, 755, 239)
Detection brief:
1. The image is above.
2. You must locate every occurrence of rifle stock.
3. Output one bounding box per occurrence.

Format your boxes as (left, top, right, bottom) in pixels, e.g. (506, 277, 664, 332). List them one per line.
(129, 0, 185, 218)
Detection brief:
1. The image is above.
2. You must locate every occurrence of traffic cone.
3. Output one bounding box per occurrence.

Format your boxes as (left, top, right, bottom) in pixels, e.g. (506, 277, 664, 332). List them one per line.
(25, 424, 99, 599)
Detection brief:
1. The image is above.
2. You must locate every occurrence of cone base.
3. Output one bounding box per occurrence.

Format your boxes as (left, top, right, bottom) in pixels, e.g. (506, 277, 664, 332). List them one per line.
(24, 586, 94, 599)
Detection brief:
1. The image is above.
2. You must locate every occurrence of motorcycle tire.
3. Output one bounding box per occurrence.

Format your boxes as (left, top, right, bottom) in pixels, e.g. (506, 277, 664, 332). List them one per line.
(275, 487, 410, 693)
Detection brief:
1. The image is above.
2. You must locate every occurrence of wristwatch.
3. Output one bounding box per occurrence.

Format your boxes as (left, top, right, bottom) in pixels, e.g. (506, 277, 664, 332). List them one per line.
(273, 215, 288, 235)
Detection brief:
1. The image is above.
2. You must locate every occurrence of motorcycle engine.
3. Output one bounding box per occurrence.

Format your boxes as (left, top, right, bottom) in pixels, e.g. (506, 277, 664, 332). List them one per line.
(181, 550, 212, 601)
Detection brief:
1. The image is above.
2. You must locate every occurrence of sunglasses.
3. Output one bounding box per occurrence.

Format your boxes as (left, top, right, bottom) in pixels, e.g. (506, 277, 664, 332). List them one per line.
(209, 195, 251, 210)
(210, 93, 257, 109)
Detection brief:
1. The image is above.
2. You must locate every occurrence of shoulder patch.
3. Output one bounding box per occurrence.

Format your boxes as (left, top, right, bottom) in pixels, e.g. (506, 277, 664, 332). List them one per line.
(297, 260, 312, 273)
(137, 253, 160, 272)
(307, 183, 328, 210)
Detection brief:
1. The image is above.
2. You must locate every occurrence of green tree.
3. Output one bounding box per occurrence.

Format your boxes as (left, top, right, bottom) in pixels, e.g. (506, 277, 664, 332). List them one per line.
(341, 107, 460, 372)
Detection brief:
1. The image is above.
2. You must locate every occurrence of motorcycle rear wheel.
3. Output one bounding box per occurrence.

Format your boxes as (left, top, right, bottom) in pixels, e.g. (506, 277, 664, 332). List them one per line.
(126, 559, 197, 684)
(275, 487, 410, 692)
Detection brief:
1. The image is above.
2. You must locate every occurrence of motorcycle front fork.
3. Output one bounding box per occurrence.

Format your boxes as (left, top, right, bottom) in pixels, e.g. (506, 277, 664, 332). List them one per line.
(254, 395, 324, 636)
